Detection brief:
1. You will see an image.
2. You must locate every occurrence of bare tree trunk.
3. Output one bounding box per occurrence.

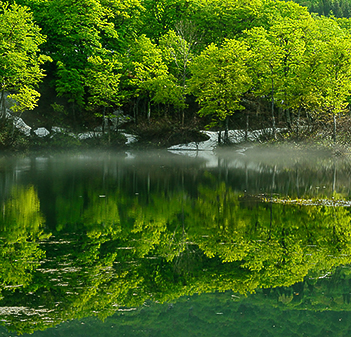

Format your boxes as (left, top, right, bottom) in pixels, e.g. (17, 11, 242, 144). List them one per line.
(135, 97, 139, 125)
(181, 69, 186, 127)
(72, 102, 76, 125)
(333, 113, 337, 143)
(245, 114, 249, 141)
(133, 98, 138, 125)
(106, 108, 111, 144)
(102, 106, 106, 135)
(1, 90, 6, 119)
(296, 105, 302, 139)
(147, 100, 151, 124)
(224, 116, 229, 142)
(271, 72, 276, 139)
(285, 108, 292, 130)
(333, 160, 337, 194)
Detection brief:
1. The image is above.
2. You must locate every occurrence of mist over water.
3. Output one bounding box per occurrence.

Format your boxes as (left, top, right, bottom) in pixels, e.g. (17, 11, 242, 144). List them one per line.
(1, 145, 351, 336)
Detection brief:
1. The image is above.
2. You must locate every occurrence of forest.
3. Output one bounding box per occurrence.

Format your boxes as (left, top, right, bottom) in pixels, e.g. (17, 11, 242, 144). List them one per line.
(3, 0, 351, 149)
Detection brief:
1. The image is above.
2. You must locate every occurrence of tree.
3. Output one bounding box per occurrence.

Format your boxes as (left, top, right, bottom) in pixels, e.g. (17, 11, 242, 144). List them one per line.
(245, 13, 314, 137)
(85, 53, 123, 133)
(189, 39, 253, 142)
(30, 0, 120, 120)
(0, 2, 50, 117)
(188, 0, 263, 46)
(245, 26, 284, 138)
(315, 36, 351, 142)
(126, 35, 183, 121)
(187, 0, 311, 47)
(99, 0, 143, 52)
(159, 24, 198, 124)
(137, 0, 190, 42)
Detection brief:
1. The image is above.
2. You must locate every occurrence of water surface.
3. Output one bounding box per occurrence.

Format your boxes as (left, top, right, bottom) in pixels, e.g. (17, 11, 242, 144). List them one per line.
(1, 146, 351, 336)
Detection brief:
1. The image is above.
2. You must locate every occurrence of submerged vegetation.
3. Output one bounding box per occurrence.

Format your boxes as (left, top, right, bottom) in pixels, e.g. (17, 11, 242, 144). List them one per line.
(3, 0, 351, 149)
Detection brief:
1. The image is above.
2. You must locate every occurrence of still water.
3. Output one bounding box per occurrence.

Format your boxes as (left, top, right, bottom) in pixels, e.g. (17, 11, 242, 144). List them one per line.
(1, 146, 351, 336)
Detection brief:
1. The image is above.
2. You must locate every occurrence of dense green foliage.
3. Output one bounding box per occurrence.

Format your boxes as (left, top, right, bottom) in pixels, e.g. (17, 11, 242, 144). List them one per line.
(0, 2, 50, 117)
(295, 0, 351, 17)
(3, 0, 351, 144)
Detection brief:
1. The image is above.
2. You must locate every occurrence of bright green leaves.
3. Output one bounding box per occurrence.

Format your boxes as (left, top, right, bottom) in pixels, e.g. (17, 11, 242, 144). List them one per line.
(35, 0, 126, 114)
(56, 61, 85, 108)
(317, 36, 351, 114)
(138, 0, 190, 41)
(189, 0, 263, 45)
(0, 2, 50, 115)
(129, 36, 169, 91)
(126, 35, 183, 114)
(189, 39, 253, 125)
(9, 86, 41, 113)
(160, 29, 195, 86)
(312, 35, 351, 141)
(99, 0, 143, 51)
(245, 18, 309, 134)
(246, 26, 284, 98)
(42, 0, 117, 64)
(85, 54, 123, 109)
(3, 0, 351, 134)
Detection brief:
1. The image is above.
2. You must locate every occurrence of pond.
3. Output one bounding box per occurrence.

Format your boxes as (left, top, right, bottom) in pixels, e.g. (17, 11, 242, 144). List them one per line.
(1, 146, 351, 336)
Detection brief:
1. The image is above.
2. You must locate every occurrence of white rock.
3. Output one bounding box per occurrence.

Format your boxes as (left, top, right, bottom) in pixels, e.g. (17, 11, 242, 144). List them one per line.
(34, 127, 50, 137)
(13, 116, 31, 136)
(121, 133, 137, 144)
(77, 131, 102, 140)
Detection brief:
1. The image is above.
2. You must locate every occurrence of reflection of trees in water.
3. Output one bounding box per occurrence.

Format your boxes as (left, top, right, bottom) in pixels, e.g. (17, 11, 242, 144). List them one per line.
(2, 160, 351, 333)
(214, 151, 351, 198)
(0, 186, 48, 289)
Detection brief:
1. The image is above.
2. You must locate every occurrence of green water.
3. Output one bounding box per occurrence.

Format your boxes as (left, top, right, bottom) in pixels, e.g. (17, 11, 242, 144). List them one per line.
(1, 147, 351, 336)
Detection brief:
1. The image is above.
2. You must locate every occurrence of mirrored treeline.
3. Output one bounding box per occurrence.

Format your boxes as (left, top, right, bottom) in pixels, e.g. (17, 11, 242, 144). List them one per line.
(1, 149, 351, 335)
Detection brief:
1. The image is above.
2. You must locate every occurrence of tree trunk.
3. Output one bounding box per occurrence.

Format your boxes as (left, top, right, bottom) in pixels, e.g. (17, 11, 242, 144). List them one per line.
(107, 108, 111, 144)
(296, 105, 302, 139)
(102, 106, 106, 135)
(136, 97, 140, 125)
(333, 160, 337, 194)
(1, 90, 5, 119)
(133, 97, 139, 125)
(333, 113, 337, 143)
(72, 102, 76, 125)
(271, 73, 276, 139)
(147, 100, 151, 123)
(285, 108, 292, 130)
(224, 116, 229, 143)
(245, 114, 249, 141)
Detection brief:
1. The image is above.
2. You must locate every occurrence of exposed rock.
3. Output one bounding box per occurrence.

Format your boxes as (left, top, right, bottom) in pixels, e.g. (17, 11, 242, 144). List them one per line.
(34, 127, 50, 137)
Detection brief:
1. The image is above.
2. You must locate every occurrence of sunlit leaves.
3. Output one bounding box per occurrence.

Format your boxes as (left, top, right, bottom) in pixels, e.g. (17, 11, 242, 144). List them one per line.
(85, 54, 123, 110)
(189, 39, 253, 125)
(0, 2, 50, 114)
(126, 35, 184, 110)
